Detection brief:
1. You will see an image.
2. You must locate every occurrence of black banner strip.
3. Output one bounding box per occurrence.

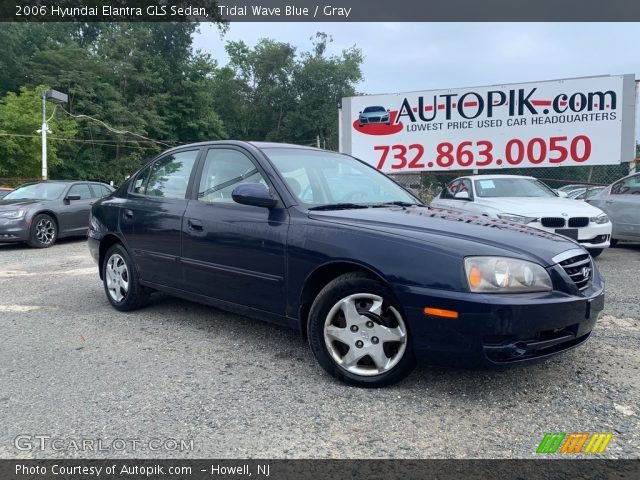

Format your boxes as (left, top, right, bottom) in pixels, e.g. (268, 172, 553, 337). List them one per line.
(1, 459, 639, 480)
(2, 0, 640, 22)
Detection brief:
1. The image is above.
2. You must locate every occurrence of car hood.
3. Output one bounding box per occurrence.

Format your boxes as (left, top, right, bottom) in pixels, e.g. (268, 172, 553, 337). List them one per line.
(0, 199, 40, 210)
(308, 205, 584, 267)
(473, 197, 604, 217)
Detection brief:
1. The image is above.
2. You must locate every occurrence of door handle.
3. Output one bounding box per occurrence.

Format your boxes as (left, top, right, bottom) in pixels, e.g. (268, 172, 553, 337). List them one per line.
(187, 219, 203, 232)
(605, 200, 615, 204)
(123, 209, 134, 219)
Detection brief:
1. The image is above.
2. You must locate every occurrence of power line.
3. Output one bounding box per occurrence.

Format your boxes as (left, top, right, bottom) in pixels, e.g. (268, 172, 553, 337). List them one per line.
(58, 106, 177, 147)
(0, 132, 159, 149)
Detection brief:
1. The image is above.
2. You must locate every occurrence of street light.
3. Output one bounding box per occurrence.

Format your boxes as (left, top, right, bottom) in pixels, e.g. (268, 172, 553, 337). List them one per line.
(38, 89, 68, 180)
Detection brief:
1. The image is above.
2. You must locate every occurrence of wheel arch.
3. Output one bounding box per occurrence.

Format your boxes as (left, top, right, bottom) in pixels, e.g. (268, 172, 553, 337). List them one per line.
(98, 233, 126, 280)
(298, 260, 394, 340)
(31, 210, 59, 230)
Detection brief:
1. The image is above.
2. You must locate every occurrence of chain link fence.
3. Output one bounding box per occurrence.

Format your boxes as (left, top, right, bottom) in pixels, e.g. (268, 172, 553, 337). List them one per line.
(391, 162, 639, 203)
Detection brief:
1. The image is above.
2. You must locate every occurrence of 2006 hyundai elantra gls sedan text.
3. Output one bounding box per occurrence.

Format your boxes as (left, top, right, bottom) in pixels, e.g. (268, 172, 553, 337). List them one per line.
(88, 141, 604, 387)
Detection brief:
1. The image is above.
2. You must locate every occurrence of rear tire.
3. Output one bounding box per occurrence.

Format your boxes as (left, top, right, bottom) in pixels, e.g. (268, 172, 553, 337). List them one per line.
(308, 272, 415, 387)
(28, 214, 57, 248)
(103, 244, 149, 311)
(588, 248, 604, 258)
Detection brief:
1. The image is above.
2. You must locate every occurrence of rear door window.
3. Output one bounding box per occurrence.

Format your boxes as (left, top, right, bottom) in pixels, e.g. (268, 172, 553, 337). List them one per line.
(144, 150, 199, 199)
(68, 184, 93, 199)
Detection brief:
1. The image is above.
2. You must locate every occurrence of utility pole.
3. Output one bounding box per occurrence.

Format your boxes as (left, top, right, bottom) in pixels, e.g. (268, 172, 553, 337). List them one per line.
(39, 89, 68, 180)
(337, 100, 343, 153)
(40, 93, 48, 180)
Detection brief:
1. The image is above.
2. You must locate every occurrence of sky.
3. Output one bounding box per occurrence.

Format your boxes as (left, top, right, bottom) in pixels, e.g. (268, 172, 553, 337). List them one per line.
(194, 22, 640, 139)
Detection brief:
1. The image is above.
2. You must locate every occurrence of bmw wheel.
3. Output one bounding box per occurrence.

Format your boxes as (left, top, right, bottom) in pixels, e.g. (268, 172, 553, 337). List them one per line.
(28, 213, 58, 248)
(308, 272, 415, 387)
(103, 244, 149, 311)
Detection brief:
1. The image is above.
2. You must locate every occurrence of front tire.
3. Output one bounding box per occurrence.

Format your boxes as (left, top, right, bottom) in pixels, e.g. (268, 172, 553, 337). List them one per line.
(308, 272, 415, 387)
(103, 244, 149, 311)
(28, 213, 57, 248)
(588, 248, 604, 258)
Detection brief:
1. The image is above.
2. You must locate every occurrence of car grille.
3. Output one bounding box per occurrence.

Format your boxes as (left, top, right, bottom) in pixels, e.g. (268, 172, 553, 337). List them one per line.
(541, 217, 565, 228)
(568, 217, 589, 228)
(369, 116, 381, 122)
(558, 253, 592, 291)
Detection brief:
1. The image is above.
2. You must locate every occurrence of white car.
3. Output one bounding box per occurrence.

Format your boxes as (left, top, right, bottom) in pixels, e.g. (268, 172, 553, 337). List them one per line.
(430, 175, 612, 257)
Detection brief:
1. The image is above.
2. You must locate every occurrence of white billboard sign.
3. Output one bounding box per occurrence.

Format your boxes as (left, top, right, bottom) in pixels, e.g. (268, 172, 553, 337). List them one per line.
(340, 75, 636, 173)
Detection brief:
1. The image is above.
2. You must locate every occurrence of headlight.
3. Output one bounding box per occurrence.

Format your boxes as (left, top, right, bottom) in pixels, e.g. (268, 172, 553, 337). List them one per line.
(0, 210, 25, 219)
(590, 213, 609, 224)
(497, 213, 537, 225)
(464, 257, 552, 293)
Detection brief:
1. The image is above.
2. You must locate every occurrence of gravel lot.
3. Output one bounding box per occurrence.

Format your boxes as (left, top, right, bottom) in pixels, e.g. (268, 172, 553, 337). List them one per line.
(0, 239, 638, 459)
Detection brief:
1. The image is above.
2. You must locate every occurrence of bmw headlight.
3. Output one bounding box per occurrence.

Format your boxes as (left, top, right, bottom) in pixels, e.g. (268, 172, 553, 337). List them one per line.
(464, 257, 552, 293)
(497, 213, 537, 225)
(0, 210, 25, 219)
(589, 213, 609, 224)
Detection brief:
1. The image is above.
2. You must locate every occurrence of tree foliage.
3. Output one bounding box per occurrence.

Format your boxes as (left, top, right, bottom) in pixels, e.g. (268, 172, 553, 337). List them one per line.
(213, 33, 363, 149)
(0, 86, 77, 178)
(0, 24, 363, 183)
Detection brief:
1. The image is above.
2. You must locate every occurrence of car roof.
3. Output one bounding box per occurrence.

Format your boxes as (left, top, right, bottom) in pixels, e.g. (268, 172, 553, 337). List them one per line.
(249, 141, 321, 151)
(150, 140, 326, 156)
(457, 174, 536, 181)
(17, 180, 110, 187)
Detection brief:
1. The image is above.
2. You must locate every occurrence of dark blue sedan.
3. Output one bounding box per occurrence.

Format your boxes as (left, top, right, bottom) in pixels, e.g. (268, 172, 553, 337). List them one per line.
(88, 141, 604, 387)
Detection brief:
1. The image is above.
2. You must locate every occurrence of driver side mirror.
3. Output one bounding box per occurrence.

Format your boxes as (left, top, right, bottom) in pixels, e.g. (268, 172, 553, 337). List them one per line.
(65, 194, 81, 202)
(232, 183, 277, 208)
(453, 191, 470, 200)
(556, 191, 568, 198)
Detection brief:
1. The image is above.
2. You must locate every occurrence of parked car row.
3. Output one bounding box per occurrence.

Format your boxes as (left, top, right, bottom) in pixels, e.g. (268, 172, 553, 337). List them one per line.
(0, 144, 635, 387)
(430, 175, 612, 257)
(86, 141, 607, 386)
(0, 181, 114, 247)
(588, 171, 640, 245)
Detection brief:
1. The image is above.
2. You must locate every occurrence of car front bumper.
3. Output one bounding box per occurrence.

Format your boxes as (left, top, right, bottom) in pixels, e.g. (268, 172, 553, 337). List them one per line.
(530, 221, 612, 249)
(394, 277, 604, 367)
(0, 217, 30, 242)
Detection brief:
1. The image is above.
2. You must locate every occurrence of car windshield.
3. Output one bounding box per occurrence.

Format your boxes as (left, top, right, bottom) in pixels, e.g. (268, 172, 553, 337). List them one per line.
(363, 106, 386, 113)
(3, 183, 66, 200)
(474, 178, 556, 198)
(263, 148, 419, 207)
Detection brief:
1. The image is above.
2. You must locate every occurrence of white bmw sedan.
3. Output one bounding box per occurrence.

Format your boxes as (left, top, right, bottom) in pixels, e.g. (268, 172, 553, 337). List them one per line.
(430, 174, 612, 257)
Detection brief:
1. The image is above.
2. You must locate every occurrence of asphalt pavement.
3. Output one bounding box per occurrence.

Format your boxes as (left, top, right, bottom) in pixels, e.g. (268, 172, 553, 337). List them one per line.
(0, 239, 638, 458)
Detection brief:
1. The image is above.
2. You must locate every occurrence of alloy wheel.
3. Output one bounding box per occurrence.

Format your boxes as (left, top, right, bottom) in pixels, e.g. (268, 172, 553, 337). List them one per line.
(105, 254, 129, 303)
(323, 293, 407, 376)
(35, 218, 56, 245)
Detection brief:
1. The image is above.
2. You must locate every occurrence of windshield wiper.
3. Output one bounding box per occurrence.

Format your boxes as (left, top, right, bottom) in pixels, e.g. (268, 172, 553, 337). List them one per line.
(308, 203, 371, 211)
(370, 201, 422, 208)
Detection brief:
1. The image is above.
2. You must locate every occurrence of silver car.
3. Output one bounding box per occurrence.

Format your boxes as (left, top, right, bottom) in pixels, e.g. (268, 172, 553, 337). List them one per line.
(588, 171, 640, 245)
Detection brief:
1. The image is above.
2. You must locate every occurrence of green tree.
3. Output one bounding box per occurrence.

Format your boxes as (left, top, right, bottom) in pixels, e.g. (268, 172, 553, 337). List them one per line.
(216, 39, 297, 140)
(213, 33, 363, 148)
(0, 86, 77, 178)
(286, 33, 363, 149)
